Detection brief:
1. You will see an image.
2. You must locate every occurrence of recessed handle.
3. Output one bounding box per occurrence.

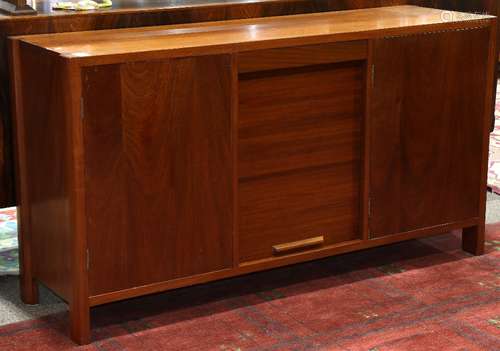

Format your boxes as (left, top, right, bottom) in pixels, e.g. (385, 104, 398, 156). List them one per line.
(272, 236, 325, 255)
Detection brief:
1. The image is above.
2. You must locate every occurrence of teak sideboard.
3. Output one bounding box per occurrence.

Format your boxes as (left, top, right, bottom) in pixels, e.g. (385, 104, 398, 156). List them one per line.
(9, 5, 497, 344)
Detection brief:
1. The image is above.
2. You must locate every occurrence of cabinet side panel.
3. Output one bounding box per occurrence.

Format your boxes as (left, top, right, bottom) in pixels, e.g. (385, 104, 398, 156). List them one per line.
(84, 56, 234, 296)
(16, 43, 72, 301)
(370, 28, 490, 237)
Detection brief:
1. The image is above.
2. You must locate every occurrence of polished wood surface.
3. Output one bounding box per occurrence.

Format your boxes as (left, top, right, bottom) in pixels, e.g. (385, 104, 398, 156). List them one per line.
(64, 60, 90, 346)
(238, 58, 363, 262)
(238, 41, 367, 73)
(88, 218, 478, 307)
(11, 42, 72, 302)
(240, 164, 361, 262)
(8, 40, 37, 304)
(11, 6, 497, 344)
(0, 0, 496, 208)
(83, 56, 234, 295)
(238, 60, 364, 179)
(17, 6, 493, 61)
(10, 40, 91, 343)
(370, 28, 491, 238)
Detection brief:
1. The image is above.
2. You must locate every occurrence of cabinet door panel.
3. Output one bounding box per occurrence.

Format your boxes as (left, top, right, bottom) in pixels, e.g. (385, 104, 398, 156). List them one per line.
(83, 55, 233, 295)
(370, 28, 491, 238)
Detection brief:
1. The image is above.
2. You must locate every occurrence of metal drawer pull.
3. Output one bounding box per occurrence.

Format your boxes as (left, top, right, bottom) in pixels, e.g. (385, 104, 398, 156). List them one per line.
(272, 236, 325, 255)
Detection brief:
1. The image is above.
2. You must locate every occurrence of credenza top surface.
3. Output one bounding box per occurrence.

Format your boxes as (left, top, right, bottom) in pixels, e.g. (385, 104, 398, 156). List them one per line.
(15, 5, 494, 63)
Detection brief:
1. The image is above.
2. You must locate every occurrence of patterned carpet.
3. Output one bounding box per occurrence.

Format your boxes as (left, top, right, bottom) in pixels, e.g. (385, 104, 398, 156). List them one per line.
(0, 225, 499, 350)
(488, 81, 500, 194)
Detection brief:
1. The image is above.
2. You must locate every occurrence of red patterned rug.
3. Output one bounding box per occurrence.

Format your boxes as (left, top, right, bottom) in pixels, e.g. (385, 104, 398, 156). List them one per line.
(1, 226, 499, 350)
(488, 81, 500, 193)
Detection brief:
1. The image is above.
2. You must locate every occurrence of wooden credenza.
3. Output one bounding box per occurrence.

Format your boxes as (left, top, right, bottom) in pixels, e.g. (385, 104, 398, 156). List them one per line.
(9, 5, 497, 344)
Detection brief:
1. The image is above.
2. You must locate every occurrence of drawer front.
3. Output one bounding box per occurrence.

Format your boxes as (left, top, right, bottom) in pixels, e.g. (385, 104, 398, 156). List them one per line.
(239, 60, 364, 179)
(239, 164, 360, 262)
(238, 41, 367, 73)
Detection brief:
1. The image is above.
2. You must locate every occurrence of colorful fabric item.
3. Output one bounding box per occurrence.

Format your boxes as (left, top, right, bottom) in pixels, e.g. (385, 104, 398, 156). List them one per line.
(52, 0, 112, 11)
(488, 81, 500, 194)
(0, 207, 18, 275)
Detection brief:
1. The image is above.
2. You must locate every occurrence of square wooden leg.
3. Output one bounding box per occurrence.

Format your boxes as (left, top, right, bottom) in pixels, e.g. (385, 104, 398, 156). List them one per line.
(20, 275, 38, 305)
(70, 298, 90, 345)
(18, 208, 38, 305)
(462, 224, 485, 255)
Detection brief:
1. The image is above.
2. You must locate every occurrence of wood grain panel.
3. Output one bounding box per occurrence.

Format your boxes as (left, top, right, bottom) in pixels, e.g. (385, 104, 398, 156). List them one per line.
(239, 163, 360, 262)
(238, 57, 364, 263)
(239, 61, 364, 179)
(370, 28, 491, 238)
(13, 42, 72, 301)
(83, 55, 234, 296)
(90, 218, 478, 307)
(238, 41, 368, 73)
(17, 7, 493, 64)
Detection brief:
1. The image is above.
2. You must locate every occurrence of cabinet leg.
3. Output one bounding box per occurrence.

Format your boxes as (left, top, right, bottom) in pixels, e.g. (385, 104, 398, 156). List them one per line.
(462, 224, 485, 255)
(20, 276, 38, 305)
(18, 208, 38, 305)
(70, 299, 91, 345)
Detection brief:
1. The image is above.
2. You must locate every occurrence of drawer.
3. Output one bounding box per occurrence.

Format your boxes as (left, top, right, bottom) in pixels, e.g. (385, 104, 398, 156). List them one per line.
(239, 163, 361, 263)
(238, 41, 368, 73)
(239, 60, 364, 179)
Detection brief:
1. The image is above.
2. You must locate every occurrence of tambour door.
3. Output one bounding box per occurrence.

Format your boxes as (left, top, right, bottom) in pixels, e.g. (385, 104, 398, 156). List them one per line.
(370, 28, 492, 238)
(82, 55, 234, 296)
(237, 42, 367, 263)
